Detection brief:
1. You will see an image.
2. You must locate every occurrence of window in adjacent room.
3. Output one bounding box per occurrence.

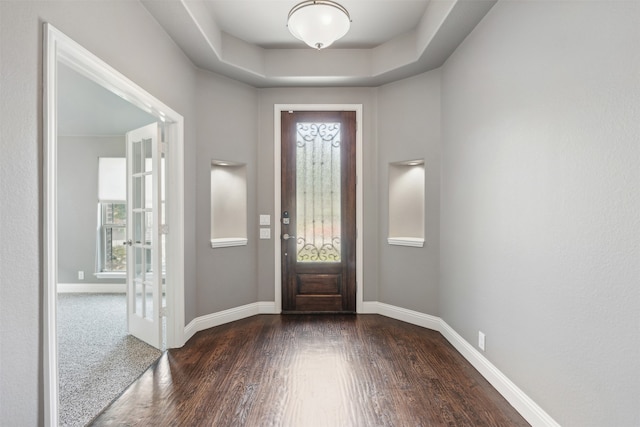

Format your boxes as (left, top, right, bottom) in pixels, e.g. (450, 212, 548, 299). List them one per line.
(97, 157, 127, 275)
(100, 202, 127, 272)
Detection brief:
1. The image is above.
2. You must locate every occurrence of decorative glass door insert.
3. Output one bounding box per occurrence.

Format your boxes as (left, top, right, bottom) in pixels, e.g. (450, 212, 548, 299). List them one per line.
(296, 122, 341, 262)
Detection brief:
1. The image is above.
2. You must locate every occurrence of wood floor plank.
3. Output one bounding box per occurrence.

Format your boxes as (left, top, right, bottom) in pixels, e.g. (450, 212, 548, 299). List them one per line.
(90, 315, 530, 426)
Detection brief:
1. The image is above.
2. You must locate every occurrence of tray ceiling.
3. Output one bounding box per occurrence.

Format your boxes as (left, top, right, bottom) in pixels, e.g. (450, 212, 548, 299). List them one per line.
(142, 0, 497, 87)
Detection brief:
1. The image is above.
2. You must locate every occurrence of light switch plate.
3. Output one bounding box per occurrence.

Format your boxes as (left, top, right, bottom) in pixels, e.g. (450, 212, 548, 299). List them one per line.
(259, 228, 271, 239)
(259, 214, 271, 226)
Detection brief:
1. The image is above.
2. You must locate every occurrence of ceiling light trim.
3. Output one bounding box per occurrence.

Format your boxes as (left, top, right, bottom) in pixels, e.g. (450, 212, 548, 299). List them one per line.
(288, 0, 351, 22)
(287, 0, 352, 50)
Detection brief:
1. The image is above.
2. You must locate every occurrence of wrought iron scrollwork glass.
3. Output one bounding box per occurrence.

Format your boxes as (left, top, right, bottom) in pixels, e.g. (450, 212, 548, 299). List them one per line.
(296, 122, 341, 262)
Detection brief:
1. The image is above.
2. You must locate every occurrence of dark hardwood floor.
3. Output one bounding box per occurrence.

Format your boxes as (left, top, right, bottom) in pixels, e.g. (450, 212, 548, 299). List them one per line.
(91, 315, 529, 426)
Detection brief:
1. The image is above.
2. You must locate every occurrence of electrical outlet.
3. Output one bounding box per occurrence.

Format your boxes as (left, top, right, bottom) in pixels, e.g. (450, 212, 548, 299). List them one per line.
(478, 331, 486, 351)
(78, 270, 84, 280)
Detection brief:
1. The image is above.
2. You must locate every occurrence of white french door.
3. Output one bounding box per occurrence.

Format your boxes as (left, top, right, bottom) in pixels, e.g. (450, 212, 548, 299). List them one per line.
(125, 122, 164, 349)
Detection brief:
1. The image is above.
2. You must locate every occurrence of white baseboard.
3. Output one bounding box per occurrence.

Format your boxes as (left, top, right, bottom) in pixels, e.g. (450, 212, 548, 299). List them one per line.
(257, 301, 278, 314)
(57, 283, 125, 293)
(359, 301, 380, 314)
(371, 303, 559, 426)
(182, 300, 559, 427)
(183, 301, 277, 343)
(374, 302, 441, 331)
(439, 321, 560, 427)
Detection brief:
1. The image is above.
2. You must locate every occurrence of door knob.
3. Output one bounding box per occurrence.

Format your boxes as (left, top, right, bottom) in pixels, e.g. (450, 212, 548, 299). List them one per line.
(123, 239, 133, 246)
(282, 233, 296, 241)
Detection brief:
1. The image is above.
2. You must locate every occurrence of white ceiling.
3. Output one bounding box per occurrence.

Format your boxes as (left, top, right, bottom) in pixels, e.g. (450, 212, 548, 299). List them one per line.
(142, 0, 497, 87)
(204, 0, 431, 49)
(57, 62, 157, 136)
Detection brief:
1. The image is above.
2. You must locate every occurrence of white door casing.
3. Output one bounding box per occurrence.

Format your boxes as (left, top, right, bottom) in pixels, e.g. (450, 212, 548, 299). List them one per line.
(44, 23, 185, 426)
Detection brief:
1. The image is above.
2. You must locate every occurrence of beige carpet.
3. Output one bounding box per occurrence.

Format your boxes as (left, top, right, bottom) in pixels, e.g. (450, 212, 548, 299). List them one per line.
(57, 293, 162, 427)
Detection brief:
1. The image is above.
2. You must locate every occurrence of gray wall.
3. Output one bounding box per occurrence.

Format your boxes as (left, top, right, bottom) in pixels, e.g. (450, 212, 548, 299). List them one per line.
(196, 73, 441, 314)
(440, 2, 640, 426)
(195, 69, 259, 315)
(376, 71, 441, 315)
(58, 135, 125, 284)
(0, 1, 197, 424)
(255, 87, 380, 303)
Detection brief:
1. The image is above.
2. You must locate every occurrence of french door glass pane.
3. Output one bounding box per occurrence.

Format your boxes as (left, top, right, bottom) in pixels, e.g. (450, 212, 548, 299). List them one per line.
(145, 211, 153, 245)
(143, 138, 153, 172)
(133, 212, 144, 244)
(133, 176, 143, 210)
(144, 284, 154, 320)
(295, 122, 341, 262)
(144, 173, 153, 209)
(134, 247, 144, 278)
(133, 140, 143, 174)
(135, 281, 143, 316)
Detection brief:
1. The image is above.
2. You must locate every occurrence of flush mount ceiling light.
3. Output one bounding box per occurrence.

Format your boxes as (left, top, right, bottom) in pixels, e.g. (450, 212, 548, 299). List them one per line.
(287, 0, 351, 50)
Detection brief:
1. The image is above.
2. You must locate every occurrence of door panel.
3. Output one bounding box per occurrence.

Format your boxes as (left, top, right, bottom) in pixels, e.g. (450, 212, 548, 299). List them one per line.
(281, 111, 356, 312)
(297, 274, 341, 294)
(126, 122, 163, 349)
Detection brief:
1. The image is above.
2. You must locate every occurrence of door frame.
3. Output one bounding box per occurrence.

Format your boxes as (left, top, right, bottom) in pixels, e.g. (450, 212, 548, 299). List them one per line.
(273, 104, 363, 313)
(43, 23, 185, 425)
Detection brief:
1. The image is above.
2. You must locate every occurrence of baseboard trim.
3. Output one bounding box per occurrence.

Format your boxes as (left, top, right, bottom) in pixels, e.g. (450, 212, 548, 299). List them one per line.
(374, 302, 441, 331)
(359, 301, 380, 314)
(257, 301, 278, 314)
(57, 283, 125, 293)
(439, 321, 560, 427)
(183, 301, 277, 343)
(182, 300, 559, 427)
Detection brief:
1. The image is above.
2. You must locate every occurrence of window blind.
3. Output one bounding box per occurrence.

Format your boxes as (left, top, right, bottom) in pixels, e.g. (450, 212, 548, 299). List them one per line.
(98, 157, 126, 202)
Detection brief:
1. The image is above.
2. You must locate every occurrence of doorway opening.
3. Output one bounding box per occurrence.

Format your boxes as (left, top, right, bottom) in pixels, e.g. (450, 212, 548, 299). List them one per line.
(55, 71, 162, 422)
(44, 24, 185, 426)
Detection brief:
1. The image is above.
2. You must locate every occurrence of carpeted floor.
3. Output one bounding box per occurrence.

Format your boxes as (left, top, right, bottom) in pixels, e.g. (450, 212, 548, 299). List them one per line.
(57, 293, 162, 427)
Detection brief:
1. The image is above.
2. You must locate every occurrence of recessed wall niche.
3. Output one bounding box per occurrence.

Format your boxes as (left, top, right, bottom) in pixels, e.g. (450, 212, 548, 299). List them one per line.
(388, 160, 425, 247)
(210, 160, 247, 248)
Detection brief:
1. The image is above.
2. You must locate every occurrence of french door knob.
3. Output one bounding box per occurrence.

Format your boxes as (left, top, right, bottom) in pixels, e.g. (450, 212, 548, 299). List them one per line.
(123, 239, 133, 246)
(282, 233, 296, 241)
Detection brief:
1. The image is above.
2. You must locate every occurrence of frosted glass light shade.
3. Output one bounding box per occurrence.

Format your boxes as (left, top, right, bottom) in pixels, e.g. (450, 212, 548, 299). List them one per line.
(287, 0, 351, 50)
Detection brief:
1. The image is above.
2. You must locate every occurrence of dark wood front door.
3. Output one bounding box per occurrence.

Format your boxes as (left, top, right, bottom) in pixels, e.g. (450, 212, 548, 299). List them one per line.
(281, 111, 356, 313)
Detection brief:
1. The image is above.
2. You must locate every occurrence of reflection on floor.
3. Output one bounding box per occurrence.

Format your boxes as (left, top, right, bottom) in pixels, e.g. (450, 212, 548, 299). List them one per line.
(57, 293, 161, 427)
(93, 314, 530, 426)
